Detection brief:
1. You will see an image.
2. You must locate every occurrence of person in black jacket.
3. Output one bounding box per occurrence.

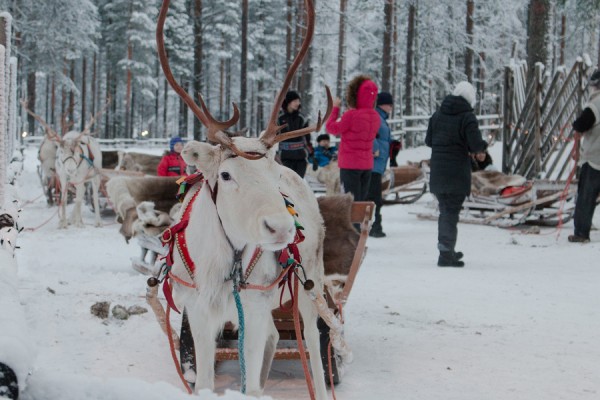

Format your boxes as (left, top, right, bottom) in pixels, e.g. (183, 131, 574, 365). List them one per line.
(277, 90, 312, 178)
(426, 81, 488, 267)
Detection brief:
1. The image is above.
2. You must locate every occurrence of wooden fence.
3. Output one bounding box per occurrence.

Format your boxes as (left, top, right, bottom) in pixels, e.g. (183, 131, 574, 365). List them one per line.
(502, 57, 594, 179)
(388, 114, 502, 148)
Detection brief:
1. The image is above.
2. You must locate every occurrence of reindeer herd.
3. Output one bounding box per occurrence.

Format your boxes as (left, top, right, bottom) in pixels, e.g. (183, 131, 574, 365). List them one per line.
(24, 0, 361, 398)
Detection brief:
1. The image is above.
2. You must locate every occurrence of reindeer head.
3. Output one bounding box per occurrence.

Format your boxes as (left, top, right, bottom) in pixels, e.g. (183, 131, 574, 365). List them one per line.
(55, 131, 83, 175)
(182, 138, 296, 250)
(158, 0, 330, 250)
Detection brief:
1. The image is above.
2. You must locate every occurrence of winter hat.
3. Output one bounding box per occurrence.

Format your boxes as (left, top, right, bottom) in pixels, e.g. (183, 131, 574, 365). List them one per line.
(452, 81, 477, 108)
(169, 136, 184, 151)
(316, 134, 330, 143)
(376, 91, 394, 106)
(282, 90, 301, 110)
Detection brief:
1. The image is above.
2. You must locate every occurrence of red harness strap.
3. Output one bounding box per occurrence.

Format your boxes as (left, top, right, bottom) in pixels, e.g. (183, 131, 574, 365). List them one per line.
(160, 183, 202, 313)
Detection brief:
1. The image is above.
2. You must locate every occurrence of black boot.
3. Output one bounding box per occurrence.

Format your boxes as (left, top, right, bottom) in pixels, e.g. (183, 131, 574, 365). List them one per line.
(438, 251, 464, 267)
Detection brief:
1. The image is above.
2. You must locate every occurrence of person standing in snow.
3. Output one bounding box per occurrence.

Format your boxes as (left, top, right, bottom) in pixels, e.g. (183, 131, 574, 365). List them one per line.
(366, 91, 394, 238)
(277, 90, 313, 178)
(325, 75, 381, 201)
(157, 136, 187, 177)
(426, 81, 487, 267)
(568, 70, 600, 244)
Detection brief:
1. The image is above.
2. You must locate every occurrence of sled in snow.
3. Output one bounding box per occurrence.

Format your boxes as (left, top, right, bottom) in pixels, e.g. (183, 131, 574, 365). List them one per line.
(417, 171, 577, 228)
(382, 164, 428, 204)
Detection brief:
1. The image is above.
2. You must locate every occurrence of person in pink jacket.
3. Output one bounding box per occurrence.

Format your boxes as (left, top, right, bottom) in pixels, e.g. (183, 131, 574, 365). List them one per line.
(325, 75, 380, 200)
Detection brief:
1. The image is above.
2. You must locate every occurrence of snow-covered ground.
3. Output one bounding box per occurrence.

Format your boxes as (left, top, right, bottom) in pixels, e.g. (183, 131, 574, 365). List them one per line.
(5, 144, 600, 399)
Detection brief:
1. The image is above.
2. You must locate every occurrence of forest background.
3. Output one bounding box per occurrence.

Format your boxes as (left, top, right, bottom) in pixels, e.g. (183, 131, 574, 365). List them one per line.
(2, 0, 600, 141)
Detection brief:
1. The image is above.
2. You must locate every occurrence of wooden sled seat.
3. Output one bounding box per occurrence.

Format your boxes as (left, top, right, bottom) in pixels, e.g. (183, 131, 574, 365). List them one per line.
(382, 166, 428, 204)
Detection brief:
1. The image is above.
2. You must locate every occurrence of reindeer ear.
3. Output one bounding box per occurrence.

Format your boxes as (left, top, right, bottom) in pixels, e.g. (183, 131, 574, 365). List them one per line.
(182, 141, 220, 179)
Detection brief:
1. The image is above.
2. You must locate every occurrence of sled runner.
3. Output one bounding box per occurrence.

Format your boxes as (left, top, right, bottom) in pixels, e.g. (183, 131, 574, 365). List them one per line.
(382, 164, 428, 204)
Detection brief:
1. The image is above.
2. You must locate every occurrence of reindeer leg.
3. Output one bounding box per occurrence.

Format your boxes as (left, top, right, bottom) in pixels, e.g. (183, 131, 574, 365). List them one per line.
(299, 291, 328, 400)
(259, 319, 279, 389)
(242, 299, 274, 397)
(59, 177, 68, 229)
(92, 176, 102, 227)
(70, 183, 85, 228)
(186, 305, 219, 392)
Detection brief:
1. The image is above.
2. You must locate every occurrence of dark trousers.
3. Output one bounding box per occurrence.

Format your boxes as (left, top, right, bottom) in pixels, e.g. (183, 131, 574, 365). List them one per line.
(574, 162, 600, 238)
(366, 172, 383, 232)
(435, 193, 466, 252)
(340, 169, 371, 201)
(282, 158, 308, 178)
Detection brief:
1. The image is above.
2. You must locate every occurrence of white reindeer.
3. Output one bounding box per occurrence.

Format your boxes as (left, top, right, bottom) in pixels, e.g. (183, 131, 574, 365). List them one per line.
(22, 100, 108, 228)
(157, 0, 332, 397)
(55, 131, 102, 228)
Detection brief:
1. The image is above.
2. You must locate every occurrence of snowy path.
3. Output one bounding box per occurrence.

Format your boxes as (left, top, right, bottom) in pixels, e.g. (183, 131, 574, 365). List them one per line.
(10, 147, 600, 399)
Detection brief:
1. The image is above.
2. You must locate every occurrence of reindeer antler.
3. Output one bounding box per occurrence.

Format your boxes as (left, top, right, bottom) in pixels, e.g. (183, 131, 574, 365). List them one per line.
(20, 99, 61, 141)
(157, 0, 255, 157)
(259, 0, 333, 148)
(157, 0, 330, 160)
(81, 96, 112, 136)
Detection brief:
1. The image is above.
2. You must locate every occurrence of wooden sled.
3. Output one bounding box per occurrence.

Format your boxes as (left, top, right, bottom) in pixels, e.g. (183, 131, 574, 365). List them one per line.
(524, 180, 577, 227)
(382, 165, 428, 204)
(176, 201, 375, 388)
(418, 179, 577, 229)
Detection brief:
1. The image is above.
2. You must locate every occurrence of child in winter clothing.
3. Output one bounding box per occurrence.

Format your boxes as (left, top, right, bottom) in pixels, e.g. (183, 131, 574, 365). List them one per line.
(157, 136, 187, 177)
(325, 75, 380, 201)
(313, 134, 338, 169)
(277, 90, 313, 178)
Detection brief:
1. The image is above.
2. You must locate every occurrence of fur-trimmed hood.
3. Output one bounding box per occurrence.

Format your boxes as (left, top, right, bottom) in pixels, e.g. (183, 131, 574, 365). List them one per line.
(345, 75, 378, 109)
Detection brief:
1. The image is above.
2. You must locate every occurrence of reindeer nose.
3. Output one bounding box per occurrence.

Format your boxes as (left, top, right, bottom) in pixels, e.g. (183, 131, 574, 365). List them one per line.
(261, 215, 294, 242)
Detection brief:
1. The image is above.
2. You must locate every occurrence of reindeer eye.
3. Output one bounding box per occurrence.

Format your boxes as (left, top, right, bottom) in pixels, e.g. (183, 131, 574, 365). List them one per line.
(220, 172, 231, 181)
